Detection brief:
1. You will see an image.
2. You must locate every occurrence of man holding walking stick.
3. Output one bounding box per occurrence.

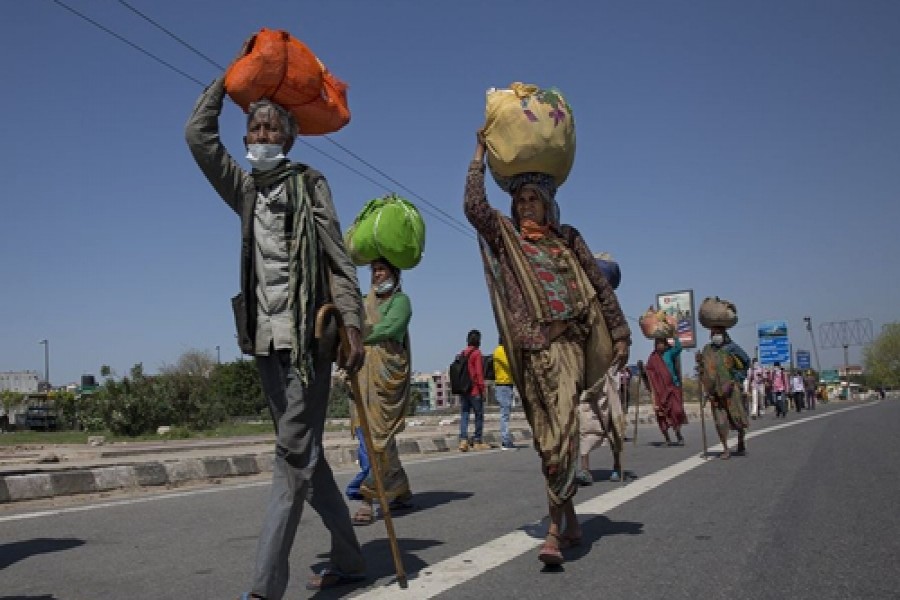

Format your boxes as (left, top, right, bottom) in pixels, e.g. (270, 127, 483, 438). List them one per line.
(186, 39, 367, 598)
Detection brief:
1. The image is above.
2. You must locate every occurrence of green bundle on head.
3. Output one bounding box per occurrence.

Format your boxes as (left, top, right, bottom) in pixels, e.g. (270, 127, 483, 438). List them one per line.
(345, 194, 426, 269)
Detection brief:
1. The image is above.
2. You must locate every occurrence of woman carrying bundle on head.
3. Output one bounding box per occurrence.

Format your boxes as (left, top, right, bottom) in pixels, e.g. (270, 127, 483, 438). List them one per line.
(696, 297, 750, 459)
(645, 336, 688, 446)
(346, 257, 415, 525)
(464, 127, 630, 566)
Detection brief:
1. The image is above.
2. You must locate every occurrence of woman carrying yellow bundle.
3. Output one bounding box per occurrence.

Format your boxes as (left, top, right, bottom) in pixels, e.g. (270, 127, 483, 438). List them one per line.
(464, 131, 631, 566)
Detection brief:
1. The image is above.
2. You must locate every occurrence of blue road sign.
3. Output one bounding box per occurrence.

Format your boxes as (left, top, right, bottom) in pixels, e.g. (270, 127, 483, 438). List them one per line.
(758, 319, 790, 365)
(796, 350, 811, 370)
(759, 337, 790, 365)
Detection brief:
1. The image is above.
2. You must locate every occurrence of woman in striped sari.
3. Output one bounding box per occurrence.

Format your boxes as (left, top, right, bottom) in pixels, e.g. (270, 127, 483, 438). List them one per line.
(463, 133, 631, 566)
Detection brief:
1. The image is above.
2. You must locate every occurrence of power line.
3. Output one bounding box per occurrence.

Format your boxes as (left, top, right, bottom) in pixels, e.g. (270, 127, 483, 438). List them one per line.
(116, 0, 223, 71)
(111, 0, 475, 239)
(51, 0, 207, 87)
(324, 137, 472, 234)
(297, 139, 476, 238)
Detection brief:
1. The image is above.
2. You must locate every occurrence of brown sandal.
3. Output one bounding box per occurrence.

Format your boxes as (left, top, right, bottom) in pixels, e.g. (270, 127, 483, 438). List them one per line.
(538, 534, 564, 565)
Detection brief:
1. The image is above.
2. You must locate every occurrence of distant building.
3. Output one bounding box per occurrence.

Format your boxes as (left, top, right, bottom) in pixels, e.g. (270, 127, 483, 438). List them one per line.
(412, 371, 458, 410)
(0, 371, 40, 394)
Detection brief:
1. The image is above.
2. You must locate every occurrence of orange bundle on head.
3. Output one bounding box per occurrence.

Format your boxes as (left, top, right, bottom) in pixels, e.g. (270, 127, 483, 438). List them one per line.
(225, 29, 350, 135)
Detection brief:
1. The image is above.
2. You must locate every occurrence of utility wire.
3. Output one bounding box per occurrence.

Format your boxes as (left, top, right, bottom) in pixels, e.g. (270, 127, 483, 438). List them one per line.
(112, 0, 476, 239)
(51, 0, 207, 87)
(324, 137, 473, 235)
(116, 0, 223, 71)
(297, 139, 476, 238)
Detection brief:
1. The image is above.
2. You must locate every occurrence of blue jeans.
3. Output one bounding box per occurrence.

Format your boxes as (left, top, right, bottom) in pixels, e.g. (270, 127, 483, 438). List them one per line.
(346, 427, 370, 501)
(459, 394, 484, 442)
(495, 385, 513, 445)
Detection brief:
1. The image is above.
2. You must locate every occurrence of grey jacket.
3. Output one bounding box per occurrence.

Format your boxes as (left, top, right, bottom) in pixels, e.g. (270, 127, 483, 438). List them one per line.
(185, 76, 362, 356)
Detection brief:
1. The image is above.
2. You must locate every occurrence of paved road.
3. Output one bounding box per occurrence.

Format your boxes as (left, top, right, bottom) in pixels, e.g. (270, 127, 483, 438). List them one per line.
(1, 400, 896, 600)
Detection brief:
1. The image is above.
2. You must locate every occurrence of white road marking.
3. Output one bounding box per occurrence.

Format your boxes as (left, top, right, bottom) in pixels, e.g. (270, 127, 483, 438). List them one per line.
(354, 401, 877, 598)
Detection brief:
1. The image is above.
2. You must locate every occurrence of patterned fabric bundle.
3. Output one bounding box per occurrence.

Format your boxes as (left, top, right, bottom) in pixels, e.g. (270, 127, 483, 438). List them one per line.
(639, 307, 676, 339)
(484, 83, 576, 188)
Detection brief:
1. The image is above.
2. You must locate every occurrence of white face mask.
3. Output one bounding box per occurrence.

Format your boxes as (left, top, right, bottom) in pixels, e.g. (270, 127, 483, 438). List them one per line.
(374, 278, 396, 295)
(711, 334, 725, 346)
(246, 143, 286, 171)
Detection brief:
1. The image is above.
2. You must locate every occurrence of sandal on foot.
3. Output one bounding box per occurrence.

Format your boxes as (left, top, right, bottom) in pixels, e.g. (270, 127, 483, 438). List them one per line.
(305, 568, 366, 591)
(352, 504, 375, 526)
(538, 534, 564, 566)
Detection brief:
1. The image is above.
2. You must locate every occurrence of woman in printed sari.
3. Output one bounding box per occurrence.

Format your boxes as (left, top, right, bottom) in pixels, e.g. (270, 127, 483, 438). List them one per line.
(348, 257, 414, 525)
(697, 326, 750, 459)
(645, 337, 687, 446)
(464, 133, 631, 566)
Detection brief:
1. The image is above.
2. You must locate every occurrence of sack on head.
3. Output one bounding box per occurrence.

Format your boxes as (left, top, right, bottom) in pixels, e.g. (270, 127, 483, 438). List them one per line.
(483, 83, 576, 189)
(345, 194, 426, 269)
(225, 29, 350, 135)
(639, 307, 676, 339)
(698, 296, 738, 329)
(594, 252, 621, 290)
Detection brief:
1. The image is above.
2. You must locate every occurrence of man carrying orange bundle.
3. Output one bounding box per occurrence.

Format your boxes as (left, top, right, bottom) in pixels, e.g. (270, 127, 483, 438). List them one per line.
(185, 37, 366, 597)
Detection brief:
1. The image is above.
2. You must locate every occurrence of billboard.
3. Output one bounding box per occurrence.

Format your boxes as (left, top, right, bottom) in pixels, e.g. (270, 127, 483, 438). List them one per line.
(758, 319, 790, 365)
(656, 290, 696, 348)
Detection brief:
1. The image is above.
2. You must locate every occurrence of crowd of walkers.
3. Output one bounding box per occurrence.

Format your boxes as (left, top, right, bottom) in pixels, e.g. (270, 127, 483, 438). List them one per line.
(746, 359, 825, 417)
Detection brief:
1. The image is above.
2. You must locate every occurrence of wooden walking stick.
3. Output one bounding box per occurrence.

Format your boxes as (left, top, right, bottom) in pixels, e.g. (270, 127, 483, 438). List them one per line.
(315, 304, 408, 589)
(632, 363, 641, 447)
(695, 355, 709, 460)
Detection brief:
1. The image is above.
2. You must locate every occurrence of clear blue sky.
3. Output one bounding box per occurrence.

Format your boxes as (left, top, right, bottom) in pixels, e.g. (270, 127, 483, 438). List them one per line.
(2, 1, 898, 386)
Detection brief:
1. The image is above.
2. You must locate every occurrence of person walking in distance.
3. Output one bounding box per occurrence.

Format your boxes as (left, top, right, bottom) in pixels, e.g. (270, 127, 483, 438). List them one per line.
(458, 330, 488, 451)
(697, 327, 751, 459)
(493, 336, 516, 449)
(747, 358, 766, 418)
(771, 362, 788, 418)
(644, 337, 688, 445)
(803, 370, 818, 410)
(790, 370, 806, 413)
